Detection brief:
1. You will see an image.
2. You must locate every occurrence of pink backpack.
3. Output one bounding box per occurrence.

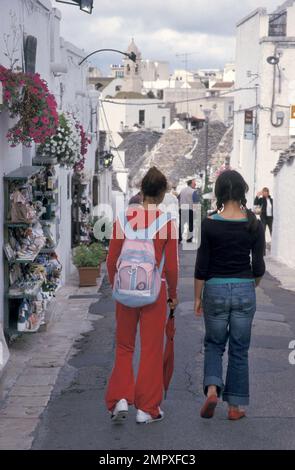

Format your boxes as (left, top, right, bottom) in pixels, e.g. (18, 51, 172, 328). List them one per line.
(112, 212, 172, 308)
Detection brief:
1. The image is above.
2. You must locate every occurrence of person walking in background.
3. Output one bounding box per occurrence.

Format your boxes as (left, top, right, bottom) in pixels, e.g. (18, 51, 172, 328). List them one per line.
(192, 184, 202, 204)
(160, 181, 179, 226)
(254, 187, 273, 237)
(128, 190, 143, 206)
(179, 179, 196, 243)
(105, 167, 179, 425)
(171, 183, 179, 199)
(194, 170, 265, 420)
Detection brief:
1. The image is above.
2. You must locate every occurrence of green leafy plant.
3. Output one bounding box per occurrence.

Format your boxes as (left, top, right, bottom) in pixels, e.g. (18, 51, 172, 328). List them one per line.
(73, 243, 106, 268)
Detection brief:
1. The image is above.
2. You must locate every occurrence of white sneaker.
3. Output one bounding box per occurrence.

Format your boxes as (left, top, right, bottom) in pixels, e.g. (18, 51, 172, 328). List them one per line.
(110, 399, 128, 423)
(136, 408, 164, 424)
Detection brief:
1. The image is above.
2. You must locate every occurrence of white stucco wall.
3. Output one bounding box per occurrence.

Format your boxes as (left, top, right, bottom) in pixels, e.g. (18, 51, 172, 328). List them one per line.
(232, 9, 268, 203)
(0, 0, 99, 366)
(93, 170, 113, 221)
(164, 87, 206, 117)
(272, 160, 295, 268)
(99, 99, 171, 133)
(223, 63, 236, 83)
(141, 61, 170, 81)
(100, 78, 124, 99)
(232, 5, 295, 205)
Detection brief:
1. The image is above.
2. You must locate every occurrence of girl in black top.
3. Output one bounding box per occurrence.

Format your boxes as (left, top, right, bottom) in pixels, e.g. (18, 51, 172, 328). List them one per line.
(194, 170, 265, 420)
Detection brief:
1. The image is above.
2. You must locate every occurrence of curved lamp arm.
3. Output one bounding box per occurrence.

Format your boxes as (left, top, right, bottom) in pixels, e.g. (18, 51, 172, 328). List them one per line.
(79, 49, 136, 66)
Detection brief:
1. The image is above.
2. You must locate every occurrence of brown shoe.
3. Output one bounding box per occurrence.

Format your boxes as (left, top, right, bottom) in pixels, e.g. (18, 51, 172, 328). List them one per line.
(228, 408, 246, 420)
(200, 395, 218, 419)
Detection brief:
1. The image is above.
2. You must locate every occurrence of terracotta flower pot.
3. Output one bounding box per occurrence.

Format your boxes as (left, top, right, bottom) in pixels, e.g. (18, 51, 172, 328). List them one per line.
(78, 265, 101, 287)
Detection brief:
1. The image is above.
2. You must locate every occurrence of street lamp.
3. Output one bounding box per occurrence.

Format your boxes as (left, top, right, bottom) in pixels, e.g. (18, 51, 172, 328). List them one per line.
(99, 151, 114, 170)
(56, 0, 94, 14)
(201, 108, 212, 217)
(56, 0, 93, 14)
(79, 49, 136, 66)
(203, 108, 212, 183)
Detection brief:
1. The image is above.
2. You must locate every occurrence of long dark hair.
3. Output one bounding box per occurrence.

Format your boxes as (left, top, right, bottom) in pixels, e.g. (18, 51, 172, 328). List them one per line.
(213, 170, 258, 232)
(141, 166, 168, 199)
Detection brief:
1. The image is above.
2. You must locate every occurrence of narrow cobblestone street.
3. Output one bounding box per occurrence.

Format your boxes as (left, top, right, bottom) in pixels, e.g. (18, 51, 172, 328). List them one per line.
(27, 248, 295, 450)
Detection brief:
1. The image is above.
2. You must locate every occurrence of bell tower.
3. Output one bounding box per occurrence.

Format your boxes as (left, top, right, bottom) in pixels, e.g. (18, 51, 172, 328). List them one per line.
(122, 38, 142, 93)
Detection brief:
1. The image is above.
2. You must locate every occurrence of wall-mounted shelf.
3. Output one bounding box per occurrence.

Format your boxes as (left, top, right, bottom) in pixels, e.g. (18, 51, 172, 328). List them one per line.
(3, 165, 61, 340)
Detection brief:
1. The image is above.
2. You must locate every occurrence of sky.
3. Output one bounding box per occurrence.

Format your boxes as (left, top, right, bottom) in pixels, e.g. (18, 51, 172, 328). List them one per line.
(54, 0, 283, 74)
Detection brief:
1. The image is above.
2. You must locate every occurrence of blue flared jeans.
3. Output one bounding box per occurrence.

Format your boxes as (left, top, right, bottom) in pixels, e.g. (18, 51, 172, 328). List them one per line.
(202, 281, 256, 406)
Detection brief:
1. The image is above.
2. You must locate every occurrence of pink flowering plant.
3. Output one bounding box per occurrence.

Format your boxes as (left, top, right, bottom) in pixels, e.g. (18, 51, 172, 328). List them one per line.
(38, 112, 89, 170)
(73, 124, 91, 173)
(0, 65, 58, 147)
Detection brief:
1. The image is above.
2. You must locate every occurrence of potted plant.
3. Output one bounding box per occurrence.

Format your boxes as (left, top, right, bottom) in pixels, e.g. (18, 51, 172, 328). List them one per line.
(73, 242, 106, 287)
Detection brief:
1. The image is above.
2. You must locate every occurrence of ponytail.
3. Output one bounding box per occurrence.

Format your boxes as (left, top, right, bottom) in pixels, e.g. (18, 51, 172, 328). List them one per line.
(241, 198, 259, 233)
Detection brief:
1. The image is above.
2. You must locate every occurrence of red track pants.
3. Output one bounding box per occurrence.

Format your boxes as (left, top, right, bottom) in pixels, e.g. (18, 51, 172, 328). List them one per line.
(105, 282, 167, 418)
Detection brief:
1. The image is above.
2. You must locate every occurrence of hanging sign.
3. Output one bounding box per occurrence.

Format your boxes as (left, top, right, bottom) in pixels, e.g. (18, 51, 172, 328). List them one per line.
(244, 110, 254, 140)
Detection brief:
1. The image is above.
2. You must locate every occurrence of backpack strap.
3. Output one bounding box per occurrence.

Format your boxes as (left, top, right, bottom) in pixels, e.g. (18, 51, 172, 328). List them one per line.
(117, 211, 175, 241)
(117, 211, 127, 231)
(118, 213, 146, 240)
(159, 252, 165, 275)
(147, 212, 173, 239)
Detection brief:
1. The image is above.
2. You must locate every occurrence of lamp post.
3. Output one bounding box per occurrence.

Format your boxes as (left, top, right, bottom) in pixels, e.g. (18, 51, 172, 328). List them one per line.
(203, 108, 212, 186)
(78, 49, 136, 67)
(202, 108, 212, 217)
(56, 0, 94, 14)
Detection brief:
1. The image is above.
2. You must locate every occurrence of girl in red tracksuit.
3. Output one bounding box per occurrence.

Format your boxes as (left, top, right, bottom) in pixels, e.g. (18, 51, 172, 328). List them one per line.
(105, 167, 179, 424)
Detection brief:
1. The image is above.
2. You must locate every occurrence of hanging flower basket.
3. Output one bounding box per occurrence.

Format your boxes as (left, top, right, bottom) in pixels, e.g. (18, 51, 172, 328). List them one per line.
(73, 124, 91, 173)
(0, 65, 58, 147)
(38, 112, 90, 170)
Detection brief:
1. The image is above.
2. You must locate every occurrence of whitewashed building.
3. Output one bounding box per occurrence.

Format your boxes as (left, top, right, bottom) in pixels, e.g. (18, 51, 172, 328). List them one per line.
(272, 142, 295, 268)
(141, 60, 170, 82)
(232, 0, 295, 203)
(0, 0, 107, 372)
(99, 40, 171, 134)
(223, 63, 236, 83)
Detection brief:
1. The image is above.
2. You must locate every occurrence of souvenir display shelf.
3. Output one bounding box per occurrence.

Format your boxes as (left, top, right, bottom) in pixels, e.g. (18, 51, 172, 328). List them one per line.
(3, 165, 62, 341)
(33, 154, 60, 250)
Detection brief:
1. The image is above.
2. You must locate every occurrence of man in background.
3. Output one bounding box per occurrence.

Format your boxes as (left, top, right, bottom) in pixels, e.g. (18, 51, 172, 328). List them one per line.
(179, 179, 196, 243)
(160, 181, 179, 226)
